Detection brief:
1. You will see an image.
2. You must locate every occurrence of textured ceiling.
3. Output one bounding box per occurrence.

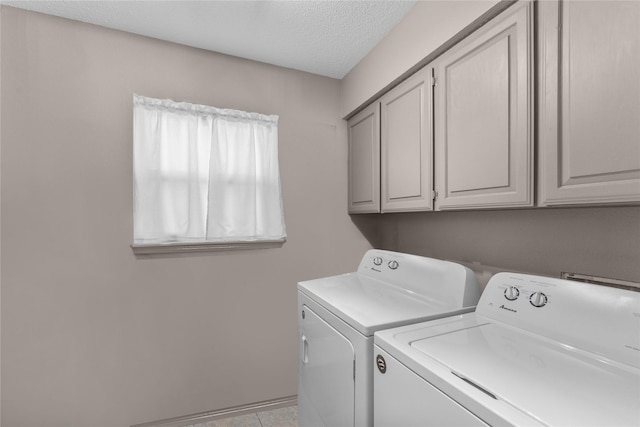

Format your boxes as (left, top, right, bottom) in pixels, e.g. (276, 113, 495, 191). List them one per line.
(1, 0, 418, 79)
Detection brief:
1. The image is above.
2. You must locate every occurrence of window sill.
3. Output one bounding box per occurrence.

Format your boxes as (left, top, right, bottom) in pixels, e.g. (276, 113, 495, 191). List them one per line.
(131, 239, 286, 255)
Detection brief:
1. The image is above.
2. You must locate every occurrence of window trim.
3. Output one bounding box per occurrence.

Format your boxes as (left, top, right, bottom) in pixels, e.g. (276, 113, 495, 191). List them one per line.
(131, 238, 286, 256)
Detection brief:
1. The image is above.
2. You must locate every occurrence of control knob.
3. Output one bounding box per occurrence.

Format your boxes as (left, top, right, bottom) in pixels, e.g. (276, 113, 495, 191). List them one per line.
(529, 292, 548, 308)
(388, 260, 399, 270)
(504, 286, 520, 301)
(373, 257, 383, 266)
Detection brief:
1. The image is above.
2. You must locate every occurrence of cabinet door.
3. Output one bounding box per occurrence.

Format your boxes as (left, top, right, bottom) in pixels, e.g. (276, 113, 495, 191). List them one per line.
(348, 103, 380, 213)
(434, 1, 533, 210)
(380, 67, 433, 212)
(539, 0, 640, 205)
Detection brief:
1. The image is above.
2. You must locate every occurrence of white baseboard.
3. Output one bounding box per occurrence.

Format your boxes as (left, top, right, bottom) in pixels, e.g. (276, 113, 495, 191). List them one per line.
(131, 395, 297, 427)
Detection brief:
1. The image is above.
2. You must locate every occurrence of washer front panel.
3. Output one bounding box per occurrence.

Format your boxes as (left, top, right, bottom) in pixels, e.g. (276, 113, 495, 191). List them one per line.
(374, 347, 487, 427)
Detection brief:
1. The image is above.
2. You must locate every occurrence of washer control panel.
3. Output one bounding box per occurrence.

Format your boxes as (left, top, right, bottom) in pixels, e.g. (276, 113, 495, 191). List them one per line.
(502, 285, 548, 307)
(489, 279, 553, 313)
(477, 271, 640, 370)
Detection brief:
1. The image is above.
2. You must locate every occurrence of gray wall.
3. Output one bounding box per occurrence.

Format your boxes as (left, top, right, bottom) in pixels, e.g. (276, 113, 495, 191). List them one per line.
(0, 7, 372, 426)
(374, 207, 640, 285)
(340, 0, 497, 117)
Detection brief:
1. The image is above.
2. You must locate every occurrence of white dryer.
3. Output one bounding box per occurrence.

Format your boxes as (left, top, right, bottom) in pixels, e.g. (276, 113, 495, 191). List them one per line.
(297, 249, 481, 427)
(374, 272, 640, 427)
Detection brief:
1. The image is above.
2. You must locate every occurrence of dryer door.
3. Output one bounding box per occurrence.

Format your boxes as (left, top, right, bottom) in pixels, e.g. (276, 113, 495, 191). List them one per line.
(299, 304, 355, 427)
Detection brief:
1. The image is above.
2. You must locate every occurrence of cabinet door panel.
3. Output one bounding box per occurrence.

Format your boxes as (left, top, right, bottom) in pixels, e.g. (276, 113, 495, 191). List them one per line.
(447, 36, 510, 193)
(539, 0, 640, 205)
(386, 88, 423, 199)
(348, 103, 380, 213)
(435, 1, 533, 210)
(381, 67, 433, 212)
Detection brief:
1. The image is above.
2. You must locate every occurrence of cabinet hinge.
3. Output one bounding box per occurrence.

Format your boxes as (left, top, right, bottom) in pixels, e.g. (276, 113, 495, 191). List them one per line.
(431, 68, 437, 87)
(432, 189, 438, 201)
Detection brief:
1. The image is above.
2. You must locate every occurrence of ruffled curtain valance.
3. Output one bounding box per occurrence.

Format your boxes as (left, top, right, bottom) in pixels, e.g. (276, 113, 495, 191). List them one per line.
(133, 94, 278, 125)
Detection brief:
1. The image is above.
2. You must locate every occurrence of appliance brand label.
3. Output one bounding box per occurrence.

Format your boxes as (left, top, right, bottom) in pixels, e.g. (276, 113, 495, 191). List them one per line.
(499, 304, 517, 313)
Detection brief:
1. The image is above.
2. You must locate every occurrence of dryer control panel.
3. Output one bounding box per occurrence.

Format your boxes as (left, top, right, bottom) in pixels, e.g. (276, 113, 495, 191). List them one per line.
(357, 249, 480, 307)
(361, 251, 404, 274)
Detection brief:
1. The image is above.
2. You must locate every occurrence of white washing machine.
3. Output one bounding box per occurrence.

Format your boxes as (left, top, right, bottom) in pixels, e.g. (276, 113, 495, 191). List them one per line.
(374, 272, 640, 427)
(297, 249, 481, 427)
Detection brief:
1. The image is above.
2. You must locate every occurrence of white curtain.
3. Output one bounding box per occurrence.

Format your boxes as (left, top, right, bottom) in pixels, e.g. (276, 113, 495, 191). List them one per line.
(133, 94, 286, 244)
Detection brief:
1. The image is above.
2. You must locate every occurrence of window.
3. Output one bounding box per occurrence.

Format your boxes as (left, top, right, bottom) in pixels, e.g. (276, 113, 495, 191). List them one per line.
(132, 95, 286, 253)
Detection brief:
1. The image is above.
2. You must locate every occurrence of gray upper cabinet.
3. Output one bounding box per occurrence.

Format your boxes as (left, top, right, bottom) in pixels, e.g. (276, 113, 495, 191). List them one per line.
(538, 0, 640, 206)
(348, 102, 380, 213)
(380, 67, 433, 212)
(433, 1, 534, 210)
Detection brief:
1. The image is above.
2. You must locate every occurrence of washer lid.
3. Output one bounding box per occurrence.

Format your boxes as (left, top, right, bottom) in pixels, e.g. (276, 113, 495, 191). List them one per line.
(298, 273, 470, 336)
(410, 321, 640, 427)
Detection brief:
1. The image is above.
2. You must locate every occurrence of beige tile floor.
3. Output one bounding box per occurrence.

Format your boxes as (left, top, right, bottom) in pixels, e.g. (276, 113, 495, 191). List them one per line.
(187, 406, 297, 427)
